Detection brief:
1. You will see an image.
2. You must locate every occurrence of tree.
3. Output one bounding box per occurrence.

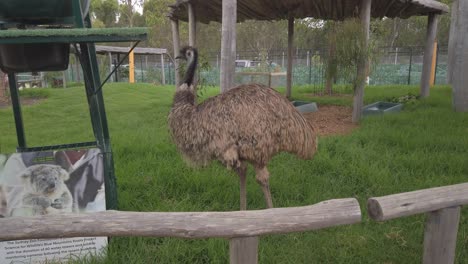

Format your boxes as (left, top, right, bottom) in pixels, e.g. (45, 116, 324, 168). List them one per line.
(118, 0, 143, 27)
(90, 0, 119, 27)
(237, 20, 287, 53)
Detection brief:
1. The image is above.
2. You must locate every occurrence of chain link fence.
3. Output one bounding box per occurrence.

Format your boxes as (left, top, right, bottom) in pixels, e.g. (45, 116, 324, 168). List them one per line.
(55, 45, 448, 93)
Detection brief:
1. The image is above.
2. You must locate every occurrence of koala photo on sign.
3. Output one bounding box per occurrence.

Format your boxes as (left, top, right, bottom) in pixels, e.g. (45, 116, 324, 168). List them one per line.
(0, 148, 107, 264)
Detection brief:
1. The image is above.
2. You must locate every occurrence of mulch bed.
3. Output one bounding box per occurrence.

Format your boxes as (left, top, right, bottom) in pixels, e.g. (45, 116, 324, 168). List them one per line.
(303, 105, 358, 136)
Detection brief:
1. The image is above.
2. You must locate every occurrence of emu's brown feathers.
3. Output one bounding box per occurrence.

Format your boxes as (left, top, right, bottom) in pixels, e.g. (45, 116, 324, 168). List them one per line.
(169, 83, 317, 168)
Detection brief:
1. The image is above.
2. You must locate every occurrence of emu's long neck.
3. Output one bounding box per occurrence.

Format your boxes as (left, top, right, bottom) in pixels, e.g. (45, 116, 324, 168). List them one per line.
(173, 48, 198, 108)
(183, 49, 198, 87)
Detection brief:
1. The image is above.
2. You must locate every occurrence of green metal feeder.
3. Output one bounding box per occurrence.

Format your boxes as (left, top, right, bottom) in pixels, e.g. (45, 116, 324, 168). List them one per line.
(0, 0, 147, 210)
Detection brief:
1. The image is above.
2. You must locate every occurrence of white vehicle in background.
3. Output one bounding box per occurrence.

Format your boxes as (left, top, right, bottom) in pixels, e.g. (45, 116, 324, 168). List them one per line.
(235, 60, 254, 68)
(235, 60, 279, 70)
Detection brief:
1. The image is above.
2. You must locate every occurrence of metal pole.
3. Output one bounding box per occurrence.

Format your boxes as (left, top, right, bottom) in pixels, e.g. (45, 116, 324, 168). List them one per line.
(140, 55, 144, 82)
(309, 55, 312, 85)
(108, 52, 113, 83)
(8, 73, 27, 150)
(161, 54, 166, 85)
(115, 54, 120, 82)
(408, 47, 413, 85)
(282, 52, 285, 68)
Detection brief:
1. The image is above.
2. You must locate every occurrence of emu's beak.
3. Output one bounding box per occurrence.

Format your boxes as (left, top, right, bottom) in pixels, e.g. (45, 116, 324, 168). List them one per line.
(175, 55, 182, 60)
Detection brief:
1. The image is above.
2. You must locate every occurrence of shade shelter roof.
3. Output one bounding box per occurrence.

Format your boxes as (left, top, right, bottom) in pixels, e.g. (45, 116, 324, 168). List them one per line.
(168, 0, 449, 122)
(169, 0, 449, 23)
(94, 45, 167, 55)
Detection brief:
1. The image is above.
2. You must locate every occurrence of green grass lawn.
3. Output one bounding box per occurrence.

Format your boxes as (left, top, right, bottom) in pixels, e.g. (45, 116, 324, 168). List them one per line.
(1, 84, 467, 263)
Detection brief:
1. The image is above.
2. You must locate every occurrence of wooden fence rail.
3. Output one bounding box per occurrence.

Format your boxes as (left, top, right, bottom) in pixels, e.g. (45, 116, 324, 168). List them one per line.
(0, 198, 361, 264)
(368, 182, 468, 264)
(2, 182, 467, 264)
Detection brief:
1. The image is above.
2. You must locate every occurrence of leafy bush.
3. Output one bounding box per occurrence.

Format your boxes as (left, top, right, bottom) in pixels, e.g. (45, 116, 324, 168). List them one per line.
(387, 93, 420, 104)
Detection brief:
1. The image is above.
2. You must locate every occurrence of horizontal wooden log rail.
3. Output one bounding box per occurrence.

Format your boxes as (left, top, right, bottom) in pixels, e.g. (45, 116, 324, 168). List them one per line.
(0, 198, 361, 242)
(367, 182, 468, 221)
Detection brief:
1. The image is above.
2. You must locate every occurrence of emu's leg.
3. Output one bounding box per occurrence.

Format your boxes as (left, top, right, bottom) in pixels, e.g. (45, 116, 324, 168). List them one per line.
(254, 165, 273, 208)
(234, 162, 247, 210)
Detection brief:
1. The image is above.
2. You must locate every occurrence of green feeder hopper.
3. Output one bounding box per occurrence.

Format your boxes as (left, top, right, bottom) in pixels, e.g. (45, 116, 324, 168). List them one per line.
(0, 0, 148, 210)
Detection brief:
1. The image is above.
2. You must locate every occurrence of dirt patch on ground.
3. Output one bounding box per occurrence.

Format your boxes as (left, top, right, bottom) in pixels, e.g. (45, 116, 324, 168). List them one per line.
(0, 97, 43, 109)
(303, 105, 358, 136)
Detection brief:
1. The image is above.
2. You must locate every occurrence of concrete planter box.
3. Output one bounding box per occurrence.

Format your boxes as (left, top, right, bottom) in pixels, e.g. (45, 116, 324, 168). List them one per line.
(292, 101, 318, 113)
(363, 101, 403, 116)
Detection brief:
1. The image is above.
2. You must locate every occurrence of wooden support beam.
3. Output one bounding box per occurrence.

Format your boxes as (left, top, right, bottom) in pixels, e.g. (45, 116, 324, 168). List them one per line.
(0, 198, 361, 241)
(220, 0, 237, 92)
(420, 13, 438, 98)
(429, 40, 438, 86)
(129, 49, 135, 83)
(423, 206, 460, 264)
(171, 19, 181, 86)
(286, 13, 294, 99)
(367, 182, 468, 221)
(450, 0, 468, 111)
(188, 3, 196, 46)
(352, 0, 371, 123)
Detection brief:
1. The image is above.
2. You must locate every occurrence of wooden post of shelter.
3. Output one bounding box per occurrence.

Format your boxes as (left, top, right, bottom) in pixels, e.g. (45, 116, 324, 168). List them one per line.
(161, 54, 166, 85)
(286, 13, 294, 99)
(188, 3, 196, 47)
(352, 0, 371, 123)
(220, 0, 237, 92)
(450, 0, 468, 111)
(420, 13, 438, 98)
(171, 18, 181, 86)
(446, 0, 458, 85)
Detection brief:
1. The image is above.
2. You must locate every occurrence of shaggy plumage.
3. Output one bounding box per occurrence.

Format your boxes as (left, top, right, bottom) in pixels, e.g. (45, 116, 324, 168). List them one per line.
(168, 46, 317, 209)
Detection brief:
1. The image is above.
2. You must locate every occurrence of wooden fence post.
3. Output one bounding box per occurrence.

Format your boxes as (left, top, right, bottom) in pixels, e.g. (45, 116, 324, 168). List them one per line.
(229, 237, 258, 264)
(423, 206, 460, 264)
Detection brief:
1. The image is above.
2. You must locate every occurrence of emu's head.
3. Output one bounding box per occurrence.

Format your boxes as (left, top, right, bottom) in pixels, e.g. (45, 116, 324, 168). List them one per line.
(178, 46, 197, 64)
(177, 46, 198, 87)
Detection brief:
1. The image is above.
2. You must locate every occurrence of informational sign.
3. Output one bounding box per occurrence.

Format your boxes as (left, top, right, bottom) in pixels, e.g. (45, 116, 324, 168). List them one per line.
(0, 148, 107, 264)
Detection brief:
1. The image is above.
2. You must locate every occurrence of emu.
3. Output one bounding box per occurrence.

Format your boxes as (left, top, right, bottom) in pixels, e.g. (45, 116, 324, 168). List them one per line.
(168, 46, 317, 210)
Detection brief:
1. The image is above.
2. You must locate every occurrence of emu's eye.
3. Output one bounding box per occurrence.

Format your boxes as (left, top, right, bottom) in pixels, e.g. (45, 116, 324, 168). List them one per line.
(41, 178, 46, 181)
